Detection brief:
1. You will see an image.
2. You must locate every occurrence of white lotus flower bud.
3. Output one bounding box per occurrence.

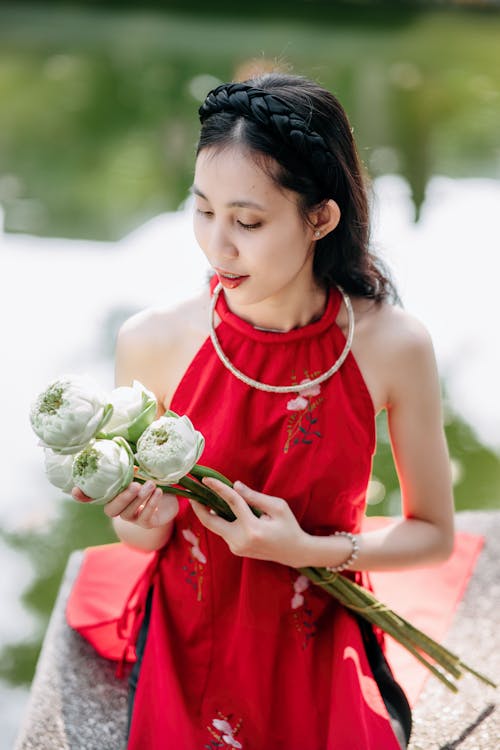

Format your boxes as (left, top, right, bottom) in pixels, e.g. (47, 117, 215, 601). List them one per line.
(136, 412, 204, 484)
(30, 374, 112, 455)
(104, 380, 157, 443)
(71, 438, 134, 505)
(44, 449, 75, 493)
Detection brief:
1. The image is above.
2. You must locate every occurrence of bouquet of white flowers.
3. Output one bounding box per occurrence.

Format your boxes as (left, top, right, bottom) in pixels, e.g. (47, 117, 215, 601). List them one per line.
(30, 374, 496, 693)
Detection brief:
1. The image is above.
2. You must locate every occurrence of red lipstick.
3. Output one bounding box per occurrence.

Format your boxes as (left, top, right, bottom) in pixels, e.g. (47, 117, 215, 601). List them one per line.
(214, 269, 249, 290)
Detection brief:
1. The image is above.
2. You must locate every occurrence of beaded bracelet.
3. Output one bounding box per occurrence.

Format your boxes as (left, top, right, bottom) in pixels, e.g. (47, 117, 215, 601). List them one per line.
(326, 531, 359, 572)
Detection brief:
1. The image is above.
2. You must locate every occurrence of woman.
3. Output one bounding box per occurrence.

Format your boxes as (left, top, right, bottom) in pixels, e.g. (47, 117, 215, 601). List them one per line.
(74, 73, 454, 749)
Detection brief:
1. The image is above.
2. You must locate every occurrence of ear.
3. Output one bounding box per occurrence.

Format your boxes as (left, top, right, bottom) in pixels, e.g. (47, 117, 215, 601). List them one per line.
(309, 199, 341, 240)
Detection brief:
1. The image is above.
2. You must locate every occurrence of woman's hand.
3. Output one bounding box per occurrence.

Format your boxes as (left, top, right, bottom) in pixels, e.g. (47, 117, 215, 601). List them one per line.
(189, 477, 309, 568)
(72, 481, 179, 552)
(72, 480, 179, 529)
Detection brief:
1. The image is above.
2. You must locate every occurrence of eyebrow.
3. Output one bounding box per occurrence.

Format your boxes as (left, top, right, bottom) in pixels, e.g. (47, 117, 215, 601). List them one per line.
(191, 185, 267, 211)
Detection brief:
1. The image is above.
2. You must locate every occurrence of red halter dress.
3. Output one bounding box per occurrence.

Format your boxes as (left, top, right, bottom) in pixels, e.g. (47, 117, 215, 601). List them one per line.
(127, 277, 402, 749)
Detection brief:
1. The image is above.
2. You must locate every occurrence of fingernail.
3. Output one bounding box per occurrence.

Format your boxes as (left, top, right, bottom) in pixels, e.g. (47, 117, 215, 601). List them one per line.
(139, 480, 154, 497)
(74, 494, 92, 504)
(234, 480, 246, 490)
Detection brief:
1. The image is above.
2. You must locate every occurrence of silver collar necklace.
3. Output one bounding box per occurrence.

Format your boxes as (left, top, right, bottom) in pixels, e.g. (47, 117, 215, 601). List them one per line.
(208, 282, 355, 394)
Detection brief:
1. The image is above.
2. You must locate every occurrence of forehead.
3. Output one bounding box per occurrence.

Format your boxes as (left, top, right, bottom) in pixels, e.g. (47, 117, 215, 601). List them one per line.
(194, 146, 290, 207)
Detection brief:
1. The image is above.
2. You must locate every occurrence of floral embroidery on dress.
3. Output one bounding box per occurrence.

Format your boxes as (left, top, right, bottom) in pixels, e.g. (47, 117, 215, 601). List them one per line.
(290, 573, 318, 648)
(181, 528, 206, 601)
(284, 373, 324, 453)
(205, 713, 243, 749)
(291, 573, 310, 610)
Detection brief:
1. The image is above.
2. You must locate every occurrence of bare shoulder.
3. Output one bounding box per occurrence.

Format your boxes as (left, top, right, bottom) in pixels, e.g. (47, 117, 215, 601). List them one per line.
(367, 301, 438, 407)
(339, 295, 438, 412)
(362, 299, 434, 357)
(118, 286, 210, 350)
(116, 285, 211, 405)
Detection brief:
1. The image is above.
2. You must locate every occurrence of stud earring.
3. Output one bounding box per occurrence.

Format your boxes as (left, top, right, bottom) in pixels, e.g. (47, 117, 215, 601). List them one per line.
(314, 230, 321, 238)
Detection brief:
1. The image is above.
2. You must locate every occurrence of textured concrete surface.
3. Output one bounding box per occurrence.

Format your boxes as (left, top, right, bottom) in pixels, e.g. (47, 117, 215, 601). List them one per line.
(14, 552, 130, 750)
(15, 511, 499, 749)
(408, 511, 499, 750)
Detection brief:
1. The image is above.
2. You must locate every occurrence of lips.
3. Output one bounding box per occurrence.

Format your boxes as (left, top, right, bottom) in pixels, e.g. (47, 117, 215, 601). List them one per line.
(214, 267, 248, 280)
(214, 268, 249, 290)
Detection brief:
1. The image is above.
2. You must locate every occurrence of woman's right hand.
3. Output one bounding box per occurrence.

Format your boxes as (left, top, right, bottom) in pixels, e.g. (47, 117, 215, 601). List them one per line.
(72, 480, 180, 529)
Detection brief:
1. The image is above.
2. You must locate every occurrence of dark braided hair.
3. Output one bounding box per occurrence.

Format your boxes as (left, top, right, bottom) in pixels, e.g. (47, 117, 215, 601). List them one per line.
(197, 74, 396, 302)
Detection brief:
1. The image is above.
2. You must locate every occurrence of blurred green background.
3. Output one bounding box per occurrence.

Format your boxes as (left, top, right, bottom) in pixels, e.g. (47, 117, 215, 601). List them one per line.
(1, 0, 499, 721)
(1, 1, 500, 239)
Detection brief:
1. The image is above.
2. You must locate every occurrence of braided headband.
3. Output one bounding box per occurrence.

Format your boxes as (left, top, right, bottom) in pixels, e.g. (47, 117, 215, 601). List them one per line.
(198, 82, 335, 183)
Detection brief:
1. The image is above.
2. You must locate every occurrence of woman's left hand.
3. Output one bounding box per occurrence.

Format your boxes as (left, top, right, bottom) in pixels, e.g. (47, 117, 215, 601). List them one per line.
(189, 477, 309, 568)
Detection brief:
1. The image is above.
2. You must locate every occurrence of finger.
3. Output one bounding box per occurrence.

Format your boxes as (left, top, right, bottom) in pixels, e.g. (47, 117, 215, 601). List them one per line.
(138, 490, 180, 528)
(137, 487, 163, 526)
(72, 487, 93, 503)
(151, 490, 180, 527)
(103, 482, 141, 518)
(201, 477, 254, 521)
(118, 481, 157, 522)
(233, 481, 287, 517)
(189, 497, 233, 536)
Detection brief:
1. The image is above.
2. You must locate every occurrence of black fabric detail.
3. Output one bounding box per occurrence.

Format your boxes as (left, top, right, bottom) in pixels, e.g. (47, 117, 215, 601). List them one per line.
(126, 585, 154, 740)
(356, 615, 413, 748)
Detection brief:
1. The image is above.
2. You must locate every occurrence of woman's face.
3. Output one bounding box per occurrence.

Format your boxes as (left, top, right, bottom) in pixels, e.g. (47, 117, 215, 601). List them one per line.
(193, 146, 318, 307)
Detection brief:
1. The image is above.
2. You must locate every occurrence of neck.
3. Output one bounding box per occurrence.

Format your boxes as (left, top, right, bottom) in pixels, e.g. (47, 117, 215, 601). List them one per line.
(222, 279, 328, 333)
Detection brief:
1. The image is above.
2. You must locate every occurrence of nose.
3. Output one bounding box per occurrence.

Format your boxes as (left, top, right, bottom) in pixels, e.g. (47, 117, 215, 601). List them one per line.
(206, 219, 239, 261)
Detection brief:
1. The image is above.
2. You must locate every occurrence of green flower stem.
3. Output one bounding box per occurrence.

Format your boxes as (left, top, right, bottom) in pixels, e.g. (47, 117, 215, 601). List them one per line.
(301, 565, 461, 690)
(132, 469, 198, 501)
(179, 474, 219, 502)
(158, 486, 199, 501)
(179, 476, 236, 521)
(336, 580, 486, 683)
(191, 464, 234, 487)
(184, 490, 235, 521)
(457, 663, 497, 689)
(304, 566, 498, 689)
(188, 466, 263, 518)
(328, 574, 460, 670)
(389, 616, 463, 676)
(163, 465, 496, 692)
(307, 567, 464, 677)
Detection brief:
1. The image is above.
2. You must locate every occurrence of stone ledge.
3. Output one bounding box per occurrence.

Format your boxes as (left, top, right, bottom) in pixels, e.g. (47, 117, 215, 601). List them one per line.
(14, 511, 499, 749)
(408, 511, 499, 750)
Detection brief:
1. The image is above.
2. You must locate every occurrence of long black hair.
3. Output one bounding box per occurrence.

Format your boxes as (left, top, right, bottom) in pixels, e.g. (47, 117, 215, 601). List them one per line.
(197, 73, 396, 302)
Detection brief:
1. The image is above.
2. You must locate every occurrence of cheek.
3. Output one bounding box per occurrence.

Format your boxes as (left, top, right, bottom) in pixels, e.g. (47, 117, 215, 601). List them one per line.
(270, 225, 310, 265)
(193, 215, 208, 252)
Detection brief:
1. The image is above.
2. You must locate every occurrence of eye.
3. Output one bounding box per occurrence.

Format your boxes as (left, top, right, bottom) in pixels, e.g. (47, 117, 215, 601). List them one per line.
(195, 208, 213, 217)
(237, 220, 261, 231)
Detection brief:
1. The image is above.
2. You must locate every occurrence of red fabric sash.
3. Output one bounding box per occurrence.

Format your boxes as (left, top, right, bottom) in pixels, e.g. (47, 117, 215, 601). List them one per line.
(66, 543, 158, 674)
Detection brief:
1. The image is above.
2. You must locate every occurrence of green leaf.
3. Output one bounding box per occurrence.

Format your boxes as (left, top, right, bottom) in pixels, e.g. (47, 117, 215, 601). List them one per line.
(126, 399, 157, 442)
(164, 409, 180, 419)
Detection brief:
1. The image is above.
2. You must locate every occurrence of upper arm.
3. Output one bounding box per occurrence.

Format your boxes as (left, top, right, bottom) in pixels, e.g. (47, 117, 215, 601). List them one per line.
(384, 314, 454, 535)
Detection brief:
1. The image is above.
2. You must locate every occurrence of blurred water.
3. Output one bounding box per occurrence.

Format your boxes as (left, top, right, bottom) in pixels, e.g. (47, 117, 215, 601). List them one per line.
(1, 200, 209, 531)
(1, 175, 499, 745)
(374, 175, 500, 448)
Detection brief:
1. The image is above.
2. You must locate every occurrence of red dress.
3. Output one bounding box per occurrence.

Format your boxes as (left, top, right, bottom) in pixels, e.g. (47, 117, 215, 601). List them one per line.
(126, 277, 403, 749)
